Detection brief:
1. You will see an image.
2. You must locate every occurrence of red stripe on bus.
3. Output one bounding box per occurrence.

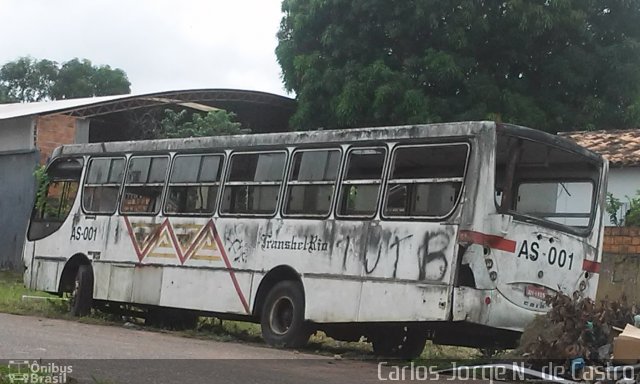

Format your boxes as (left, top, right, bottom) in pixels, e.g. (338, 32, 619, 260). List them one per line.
(458, 230, 517, 253)
(582, 259, 601, 274)
(124, 216, 251, 314)
(212, 227, 251, 314)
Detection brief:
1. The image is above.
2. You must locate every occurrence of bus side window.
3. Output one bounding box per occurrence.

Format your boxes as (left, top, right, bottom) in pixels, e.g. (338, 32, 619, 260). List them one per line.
(337, 147, 386, 217)
(220, 151, 286, 216)
(383, 143, 469, 218)
(83, 157, 125, 214)
(164, 154, 223, 215)
(121, 156, 168, 215)
(284, 149, 340, 217)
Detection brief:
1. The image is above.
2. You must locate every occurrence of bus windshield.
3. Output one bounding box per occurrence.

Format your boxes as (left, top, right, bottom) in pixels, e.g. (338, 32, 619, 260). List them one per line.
(495, 134, 601, 235)
(28, 157, 83, 241)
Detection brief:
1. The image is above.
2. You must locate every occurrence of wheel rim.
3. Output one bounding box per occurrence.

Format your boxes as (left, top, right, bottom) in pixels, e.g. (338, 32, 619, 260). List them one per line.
(70, 277, 80, 308)
(269, 296, 294, 335)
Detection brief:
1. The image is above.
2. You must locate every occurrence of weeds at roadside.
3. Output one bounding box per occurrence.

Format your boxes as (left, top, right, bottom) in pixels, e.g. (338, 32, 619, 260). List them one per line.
(0, 270, 491, 361)
(0, 270, 67, 317)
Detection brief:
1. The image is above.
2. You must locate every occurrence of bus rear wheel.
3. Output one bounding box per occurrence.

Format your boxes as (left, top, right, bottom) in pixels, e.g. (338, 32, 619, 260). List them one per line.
(260, 280, 311, 348)
(69, 265, 93, 317)
(370, 325, 427, 359)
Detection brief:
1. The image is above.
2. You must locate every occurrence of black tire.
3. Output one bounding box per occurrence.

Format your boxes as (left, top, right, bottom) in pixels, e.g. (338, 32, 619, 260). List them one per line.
(260, 280, 311, 348)
(370, 325, 427, 360)
(70, 265, 93, 317)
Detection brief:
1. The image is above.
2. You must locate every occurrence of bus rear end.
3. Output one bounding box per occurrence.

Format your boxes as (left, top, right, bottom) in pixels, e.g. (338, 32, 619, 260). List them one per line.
(450, 124, 607, 347)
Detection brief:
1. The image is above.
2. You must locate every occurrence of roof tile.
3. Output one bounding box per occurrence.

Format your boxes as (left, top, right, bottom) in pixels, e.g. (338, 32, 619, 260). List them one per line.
(559, 129, 640, 167)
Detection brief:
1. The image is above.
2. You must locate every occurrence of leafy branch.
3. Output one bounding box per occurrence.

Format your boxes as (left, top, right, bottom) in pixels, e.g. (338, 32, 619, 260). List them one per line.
(606, 192, 640, 227)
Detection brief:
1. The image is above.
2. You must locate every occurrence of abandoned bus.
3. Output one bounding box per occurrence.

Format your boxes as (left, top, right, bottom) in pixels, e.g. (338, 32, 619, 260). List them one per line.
(22, 121, 607, 358)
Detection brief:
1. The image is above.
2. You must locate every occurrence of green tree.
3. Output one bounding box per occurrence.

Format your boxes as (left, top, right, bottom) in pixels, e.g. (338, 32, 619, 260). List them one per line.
(0, 56, 131, 103)
(0, 57, 58, 102)
(158, 109, 245, 138)
(276, 0, 640, 132)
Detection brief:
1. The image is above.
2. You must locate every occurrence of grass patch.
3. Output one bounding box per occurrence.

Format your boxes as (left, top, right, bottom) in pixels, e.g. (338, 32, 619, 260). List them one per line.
(0, 270, 492, 361)
(0, 270, 68, 317)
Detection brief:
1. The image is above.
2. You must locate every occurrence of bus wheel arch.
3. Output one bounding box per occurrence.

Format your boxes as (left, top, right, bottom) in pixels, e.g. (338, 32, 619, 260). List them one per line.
(253, 266, 311, 348)
(59, 254, 93, 316)
(59, 253, 92, 293)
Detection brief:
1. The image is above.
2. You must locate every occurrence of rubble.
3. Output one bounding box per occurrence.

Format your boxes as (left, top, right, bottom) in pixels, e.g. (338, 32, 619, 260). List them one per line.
(514, 293, 640, 382)
(519, 294, 637, 361)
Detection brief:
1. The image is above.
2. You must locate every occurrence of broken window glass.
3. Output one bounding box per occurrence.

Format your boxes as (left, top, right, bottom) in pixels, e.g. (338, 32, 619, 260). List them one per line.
(83, 157, 125, 214)
(495, 134, 600, 232)
(121, 156, 168, 214)
(221, 152, 286, 215)
(384, 143, 469, 217)
(338, 147, 386, 217)
(284, 149, 341, 216)
(28, 157, 83, 240)
(165, 154, 223, 215)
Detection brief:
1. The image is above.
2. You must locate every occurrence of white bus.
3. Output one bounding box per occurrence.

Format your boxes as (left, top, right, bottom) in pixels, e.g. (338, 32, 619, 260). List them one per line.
(22, 121, 607, 358)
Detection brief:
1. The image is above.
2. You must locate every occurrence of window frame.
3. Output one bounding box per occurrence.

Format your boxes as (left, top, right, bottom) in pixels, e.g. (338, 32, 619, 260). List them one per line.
(27, 156, 84, 241)
(381, 142, 471, 220)
(335, 145, 388, 219)
(219, 150, 288, 217)
(163, 153, 225, 217)
(495, 134, 602, 237)
(81, 156, 126, 215)
(282, 147, 342, 219)
(513, 177, 596, 232)
(119, 154, 170, 216)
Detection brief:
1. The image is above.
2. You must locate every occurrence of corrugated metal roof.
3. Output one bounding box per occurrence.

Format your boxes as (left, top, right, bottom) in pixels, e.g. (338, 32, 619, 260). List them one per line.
(0, 94, 128, 120)
(0, 89, 294, 121)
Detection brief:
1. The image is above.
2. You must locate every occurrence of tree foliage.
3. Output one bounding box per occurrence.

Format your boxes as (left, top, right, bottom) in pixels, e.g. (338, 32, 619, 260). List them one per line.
(276, 0, 640, 132)
(0, 56, 131, 103)
(606, 191, 640, 227)
(158, 109, 244, 139)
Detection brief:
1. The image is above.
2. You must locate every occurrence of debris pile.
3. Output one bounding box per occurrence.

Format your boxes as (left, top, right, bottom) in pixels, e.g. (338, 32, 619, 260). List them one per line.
(519, 294, 638, 362)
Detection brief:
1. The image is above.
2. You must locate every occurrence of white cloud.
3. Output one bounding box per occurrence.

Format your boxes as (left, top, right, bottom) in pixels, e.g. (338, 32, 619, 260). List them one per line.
(0, 0, 289, 96)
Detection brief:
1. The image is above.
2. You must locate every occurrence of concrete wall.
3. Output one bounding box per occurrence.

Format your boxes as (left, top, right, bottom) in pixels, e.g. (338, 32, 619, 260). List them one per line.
(597, 227, 640, 304)
(0, 117, 35, 152)
(603, 167, 640, 226)
(0, 150, 39, 270)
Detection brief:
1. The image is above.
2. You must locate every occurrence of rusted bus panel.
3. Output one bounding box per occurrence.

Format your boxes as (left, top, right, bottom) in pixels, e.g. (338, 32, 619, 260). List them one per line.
(158, 267, 252, 314)
(454, 124, 607, 332)
(92, 262, 111, 300)
(131, 265, 163, 305)
(357, 282, 449, 322)
(452, 287, 535, 332)
(107, 265, 134, 303)
(302, 278, 362, 322)
(33, 258, 62, 293)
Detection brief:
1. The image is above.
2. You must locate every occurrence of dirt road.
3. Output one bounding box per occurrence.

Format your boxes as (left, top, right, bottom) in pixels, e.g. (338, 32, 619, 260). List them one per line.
(0, 313, 487, 383)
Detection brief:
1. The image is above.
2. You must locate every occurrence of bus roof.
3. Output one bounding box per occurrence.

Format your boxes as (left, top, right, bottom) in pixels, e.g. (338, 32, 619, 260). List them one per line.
(52, 121, 604, 164)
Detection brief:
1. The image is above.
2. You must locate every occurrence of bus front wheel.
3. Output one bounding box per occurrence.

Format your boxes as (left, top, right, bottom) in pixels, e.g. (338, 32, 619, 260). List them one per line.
(69, 265, 93, 317)
(260, 280, 311, 348)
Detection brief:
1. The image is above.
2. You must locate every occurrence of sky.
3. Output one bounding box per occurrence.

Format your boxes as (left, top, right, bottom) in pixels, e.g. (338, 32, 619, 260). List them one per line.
(0, 0, 289, 96)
